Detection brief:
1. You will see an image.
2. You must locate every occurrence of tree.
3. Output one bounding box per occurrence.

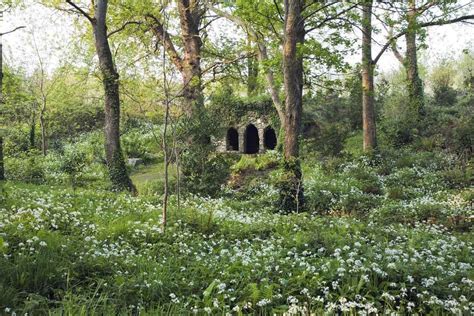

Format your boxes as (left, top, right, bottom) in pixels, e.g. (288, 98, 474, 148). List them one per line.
(65, 0, 136, 193)
(389, 0, 474, 117)
(30, 31, 56, 156)
(0, 7, 25, 180)
(355, 0, 474, 152)
(278, 0, 305, 211)
(207, 2, 286, 126)
(404, 0, 424, 116)
(361, 0, 376, 151)
(146, 0, 205, 116)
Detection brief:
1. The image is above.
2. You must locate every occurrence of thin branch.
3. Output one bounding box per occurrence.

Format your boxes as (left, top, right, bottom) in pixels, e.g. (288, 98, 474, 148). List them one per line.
(201, 53, 254, 75)
(302, 0, 339, 22)
(373, 14, 474, 65)
(199, 16, 221, 32)
(206, 3, 284, 120)
(0, 26, 25, 36)
(305, 4, 357, 34)
(273, 0, 284, 21)
(107, 21, 143, 38)
(65, 0, 95, 24)
(419, 14, 474, 28)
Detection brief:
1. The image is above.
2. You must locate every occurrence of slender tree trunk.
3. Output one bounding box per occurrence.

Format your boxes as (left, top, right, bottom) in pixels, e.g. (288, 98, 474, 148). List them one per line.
(39, 97, 47, 156)
(0, 136, 3, 181)
(281, 0, 305, 212)
(162, 98, 170, 232)
(29, 109, 36, 148)
(161, 27, 170, 232)
(92, 0, 136, 193)
(0, 36, 4, 180)
(247, 38, 258, 97)
(361, 0, 377, 152)
(405, 0, 425, 117)
(207, 6, 285, 127)
(256, 42, 285, 126)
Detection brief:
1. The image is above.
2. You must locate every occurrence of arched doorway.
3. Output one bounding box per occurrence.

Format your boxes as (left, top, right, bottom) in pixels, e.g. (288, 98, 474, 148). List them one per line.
(264, 126, 277, 150)
(226, 128, 239, 151)
(244, 124, 259, 154)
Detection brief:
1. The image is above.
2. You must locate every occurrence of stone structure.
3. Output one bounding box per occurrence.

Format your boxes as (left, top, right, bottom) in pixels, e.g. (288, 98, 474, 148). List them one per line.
(215, 116, 277, 154)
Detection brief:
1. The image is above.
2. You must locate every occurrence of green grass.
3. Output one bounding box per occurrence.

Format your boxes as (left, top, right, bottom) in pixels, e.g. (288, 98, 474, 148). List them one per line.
(130, 163, 177, 195)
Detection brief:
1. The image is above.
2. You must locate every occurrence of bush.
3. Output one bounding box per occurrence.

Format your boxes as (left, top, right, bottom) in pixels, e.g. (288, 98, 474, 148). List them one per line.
(121, 126, 161, 163)
(60, 148, 87, 189)
(4, 126, 31, 156)
(304, 161, 382, 216)
(5, 151, 45, 184)
(183, 153, 237, 197)
(342, 132, 364, 158)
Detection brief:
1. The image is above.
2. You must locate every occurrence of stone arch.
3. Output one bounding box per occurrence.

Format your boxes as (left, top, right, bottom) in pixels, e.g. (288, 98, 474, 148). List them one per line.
(264, 126, 277, 150)
(226, 127, 239, 151)
(244, 124, 259, 154)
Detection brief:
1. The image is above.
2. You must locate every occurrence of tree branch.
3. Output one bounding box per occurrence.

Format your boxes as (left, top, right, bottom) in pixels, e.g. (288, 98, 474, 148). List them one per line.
(108, 21, 143, 38)
(0, 26, 25, 36)
(419, 14, 474, 28)
(388, 28, 405, 65)
(145, 14, 183, 72)
(198, 16, 221, 32)
(302, 0, 339, 22)
(305, 4, 357, 34)
(391, 38, 405, 65)
(273, 0, 284, 21)
(206, 3, 284, 123)
(373, 14, 474, 65)
(202, 53, 253, 75)
(65, 0, 95, 24)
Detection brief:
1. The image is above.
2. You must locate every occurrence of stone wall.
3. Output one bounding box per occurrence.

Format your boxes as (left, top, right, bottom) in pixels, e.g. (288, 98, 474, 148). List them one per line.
(215, 116, 277, 154)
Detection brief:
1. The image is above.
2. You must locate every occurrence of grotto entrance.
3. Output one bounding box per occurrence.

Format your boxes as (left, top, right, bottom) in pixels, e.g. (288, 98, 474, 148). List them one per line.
(226, 127, 239, 151)
(264, 127, 277, 150)
(244, 124, 259, 154)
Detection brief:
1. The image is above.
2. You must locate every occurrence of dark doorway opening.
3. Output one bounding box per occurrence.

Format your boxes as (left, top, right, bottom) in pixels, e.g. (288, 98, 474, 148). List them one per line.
(264, 127, 277, 150)
(244, 124, 259, 154)
(226, 128, 239, 151)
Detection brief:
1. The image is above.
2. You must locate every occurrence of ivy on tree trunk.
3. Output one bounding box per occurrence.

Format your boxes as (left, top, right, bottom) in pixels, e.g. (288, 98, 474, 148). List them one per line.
(66, 0, 136, 194)
(280, 0, 305, 212)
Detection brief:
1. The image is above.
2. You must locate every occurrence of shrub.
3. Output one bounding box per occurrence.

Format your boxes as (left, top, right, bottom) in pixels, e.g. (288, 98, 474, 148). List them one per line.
(59, 148, 87, 189)
(182, 153, 237, 197)
(4, 126, 31, 156)
(5, 151, 45, 183)
(342, 132, 364, 158)
(231, 151, 280, 174)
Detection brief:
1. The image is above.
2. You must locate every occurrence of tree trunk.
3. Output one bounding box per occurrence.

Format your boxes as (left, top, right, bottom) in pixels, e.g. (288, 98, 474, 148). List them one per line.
(280, 0, 305, 212)
(361, 0, 377, 152)
(0, 136, 3, 181)
(206, 6, 285, 127)
(283, 0, 304, 160)
(92, 0, 136, 193)
(405, 0, 425, 117)
(247, 38, 258, 97)
(0, 38, 4, 180)
(256, 42, 285, 126)
(178, 0, 204, 115)
(39, 97, 47, 156)
(29, 109, 36, 148)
